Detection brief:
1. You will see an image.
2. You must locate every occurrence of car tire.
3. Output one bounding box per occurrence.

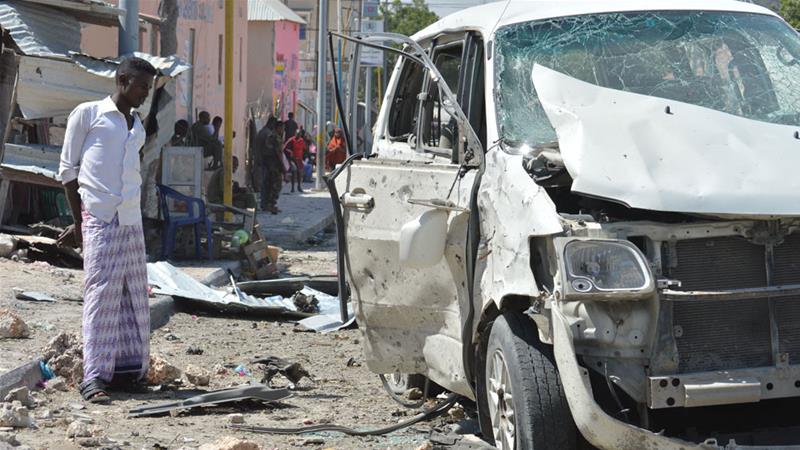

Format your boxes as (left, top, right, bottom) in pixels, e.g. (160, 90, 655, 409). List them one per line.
(478, 311, 580, 450)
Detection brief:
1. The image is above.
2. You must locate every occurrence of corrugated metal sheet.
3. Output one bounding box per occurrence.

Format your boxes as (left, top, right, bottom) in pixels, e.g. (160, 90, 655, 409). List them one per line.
(0, 0, 81, 57)
(17, 55, 114, 119)
(16, 53, 189, 120)
(248, 0, 305, 24)
(70, 52, 192, 78)
(1, 143, 61, 181)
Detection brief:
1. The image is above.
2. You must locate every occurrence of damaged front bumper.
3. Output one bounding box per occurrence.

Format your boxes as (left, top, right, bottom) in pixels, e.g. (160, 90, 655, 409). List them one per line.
(551, 308, 800, 450)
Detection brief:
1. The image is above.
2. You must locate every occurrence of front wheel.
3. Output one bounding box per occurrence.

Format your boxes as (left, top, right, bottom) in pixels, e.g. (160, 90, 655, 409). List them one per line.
(479, 312, 580, 449)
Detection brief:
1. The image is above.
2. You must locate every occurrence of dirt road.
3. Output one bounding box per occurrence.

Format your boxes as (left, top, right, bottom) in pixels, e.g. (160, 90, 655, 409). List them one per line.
(0, 239, 484, 449)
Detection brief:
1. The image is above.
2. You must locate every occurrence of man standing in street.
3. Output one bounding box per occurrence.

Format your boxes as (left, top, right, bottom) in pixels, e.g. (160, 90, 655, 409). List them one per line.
(257, 119, 285, 214)
(284, 112, 298, 143)
(57, 57, 157, 404)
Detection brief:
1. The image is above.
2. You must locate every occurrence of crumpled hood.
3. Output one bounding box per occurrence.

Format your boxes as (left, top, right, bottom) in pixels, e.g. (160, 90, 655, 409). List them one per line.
(532, 64, 800, 216)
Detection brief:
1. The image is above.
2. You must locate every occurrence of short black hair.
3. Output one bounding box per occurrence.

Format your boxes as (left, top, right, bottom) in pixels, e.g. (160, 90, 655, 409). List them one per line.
(287, 112, 294, 119)
(275, 120, 284, 129)
(213, 116, 223, 124)
(199, 111, 210, 119)
(117, 56, 157, 78)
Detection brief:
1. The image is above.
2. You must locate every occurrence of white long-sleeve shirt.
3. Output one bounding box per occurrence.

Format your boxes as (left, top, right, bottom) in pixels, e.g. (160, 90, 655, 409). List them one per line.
(58, 96, 146, 226)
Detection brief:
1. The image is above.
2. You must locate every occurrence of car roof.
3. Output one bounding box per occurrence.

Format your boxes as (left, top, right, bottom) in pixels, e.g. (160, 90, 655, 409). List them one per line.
(412, 0, 781, 41)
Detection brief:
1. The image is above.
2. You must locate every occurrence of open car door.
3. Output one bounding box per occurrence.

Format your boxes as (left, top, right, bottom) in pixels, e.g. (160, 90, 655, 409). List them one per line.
(327, 32, 485, 397)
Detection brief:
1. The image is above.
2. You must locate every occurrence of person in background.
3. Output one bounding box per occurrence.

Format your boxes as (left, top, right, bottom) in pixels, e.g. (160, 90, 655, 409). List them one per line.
(284, 111, 298, 143)
(212, 116, 223, 143)
(57, 56, 157, 404)
(190, 111, 222, 169)
(169, 119, 190, 146)
(326, 128, 347, 171)
(284, 129, 306, 193)
(260, 120, 285, 214)
(206, 156, 256, 208)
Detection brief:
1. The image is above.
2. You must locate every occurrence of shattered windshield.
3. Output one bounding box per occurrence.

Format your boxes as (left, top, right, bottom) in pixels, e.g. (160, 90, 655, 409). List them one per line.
(494, 11, 800, 151)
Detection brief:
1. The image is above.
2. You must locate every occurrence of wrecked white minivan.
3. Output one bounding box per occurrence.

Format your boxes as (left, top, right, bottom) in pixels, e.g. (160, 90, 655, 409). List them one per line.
(327, 1, 800, 448)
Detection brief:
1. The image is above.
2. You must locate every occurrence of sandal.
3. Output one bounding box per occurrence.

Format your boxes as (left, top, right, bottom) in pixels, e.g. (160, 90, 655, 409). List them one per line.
(108, 374, 149, 393)
(79, 379, 111, 404)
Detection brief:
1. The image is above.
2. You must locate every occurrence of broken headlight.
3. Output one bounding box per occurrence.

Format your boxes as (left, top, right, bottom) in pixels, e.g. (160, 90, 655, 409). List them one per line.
(559, 239, 654, 299)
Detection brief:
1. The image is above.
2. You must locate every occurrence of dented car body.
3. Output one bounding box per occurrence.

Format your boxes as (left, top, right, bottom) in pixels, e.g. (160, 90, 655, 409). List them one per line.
(331, 1, 800, 448)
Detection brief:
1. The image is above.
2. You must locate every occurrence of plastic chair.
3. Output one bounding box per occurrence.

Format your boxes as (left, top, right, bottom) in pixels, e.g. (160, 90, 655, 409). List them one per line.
(156, 184, 213, 260)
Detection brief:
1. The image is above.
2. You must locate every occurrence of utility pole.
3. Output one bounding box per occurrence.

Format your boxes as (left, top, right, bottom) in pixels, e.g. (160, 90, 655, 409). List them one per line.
(223, 0, 234, 219)
(118, 0, 139, 55)
(315, 0, 328, 190)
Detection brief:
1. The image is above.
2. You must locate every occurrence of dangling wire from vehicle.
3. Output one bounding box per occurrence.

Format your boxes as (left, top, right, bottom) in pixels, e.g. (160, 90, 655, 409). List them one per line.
(378, 374, 430, 409)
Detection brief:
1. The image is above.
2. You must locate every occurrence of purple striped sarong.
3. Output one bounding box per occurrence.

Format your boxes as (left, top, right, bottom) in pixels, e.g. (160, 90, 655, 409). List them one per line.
(81, 210, 150, 384)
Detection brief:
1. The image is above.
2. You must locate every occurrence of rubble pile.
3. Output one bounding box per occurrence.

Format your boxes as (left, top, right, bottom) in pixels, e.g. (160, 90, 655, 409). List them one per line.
(184, 365, 210, 387)
(146, 355, 182, 386)
(0, 310, 30, 339)
(0, 234, 18, 258)
(41, 333, 83, 386)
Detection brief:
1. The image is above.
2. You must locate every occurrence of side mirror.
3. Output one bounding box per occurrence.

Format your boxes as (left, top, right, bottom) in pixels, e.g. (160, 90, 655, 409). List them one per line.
(399, 209, 448, 268)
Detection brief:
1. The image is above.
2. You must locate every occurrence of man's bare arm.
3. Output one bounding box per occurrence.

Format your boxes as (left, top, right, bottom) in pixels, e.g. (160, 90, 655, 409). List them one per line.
(57, 180, 82, 248)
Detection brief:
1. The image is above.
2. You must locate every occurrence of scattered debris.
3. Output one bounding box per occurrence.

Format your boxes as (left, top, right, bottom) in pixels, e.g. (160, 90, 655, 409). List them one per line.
(227, 413, 244, 424)
(12, 289, 56, 303)
(3, 388, 34, 408)
(233, 365, 251, 377)
(146, 355, 182, 386)
(66, 420, 101, 438)
(127, 385, 291, 418)
(0, 310, 30, 339)
(300, 437, 325, 446)
(252, 356, 311, 389)
(45, 378, 68, 393)
(184, 366, 210, 387)
(147, 262, 300, 317)
(242, 240, 279, 280)
(0, 401, 32, 428)
(164, 333, 180, 341)
(0, 234, 18, 258)
(42, 333, 83, 386)
(186, 346, 204, 355)
(406, 388, 423, 401)
(0, 432, 20, 446)
(291, 292, 319, 314)
(345, 357, 361, 368)
(414, 442, 434, 450)
(0, 359, 49, 401)
(448, 403, 466, 421)
(13, 235, 82, 268)
(197, 436, 262, 450)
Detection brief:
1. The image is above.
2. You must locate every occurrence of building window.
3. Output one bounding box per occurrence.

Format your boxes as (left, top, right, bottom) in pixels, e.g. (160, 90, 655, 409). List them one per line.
(299, 23, 306, 40)
(218, 34, 223, 85)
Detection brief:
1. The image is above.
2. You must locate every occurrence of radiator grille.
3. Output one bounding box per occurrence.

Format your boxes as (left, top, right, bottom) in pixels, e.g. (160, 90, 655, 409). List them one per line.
(775, 296, 800, 365)
(772, 234, 800, 286)
(674, 298, 772, 373)
(665, 233, 800, 373)
(667, 237, 766, 291)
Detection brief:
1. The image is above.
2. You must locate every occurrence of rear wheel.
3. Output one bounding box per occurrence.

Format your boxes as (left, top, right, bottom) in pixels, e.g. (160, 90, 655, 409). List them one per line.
(479, 312, 580, 449)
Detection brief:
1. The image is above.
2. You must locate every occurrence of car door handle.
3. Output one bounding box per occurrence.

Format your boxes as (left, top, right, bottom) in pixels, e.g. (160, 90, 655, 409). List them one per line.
(342, 191, 375, 210)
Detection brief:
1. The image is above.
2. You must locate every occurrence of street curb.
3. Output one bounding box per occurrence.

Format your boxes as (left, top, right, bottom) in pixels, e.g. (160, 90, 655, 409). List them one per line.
(150, 296, 175, 332)
(200, 260, 242, 287)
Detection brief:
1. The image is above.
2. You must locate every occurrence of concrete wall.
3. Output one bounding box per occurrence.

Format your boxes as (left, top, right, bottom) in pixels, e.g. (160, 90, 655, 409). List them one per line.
(246, 21, 275, 116)
(272, 20, 300, 119)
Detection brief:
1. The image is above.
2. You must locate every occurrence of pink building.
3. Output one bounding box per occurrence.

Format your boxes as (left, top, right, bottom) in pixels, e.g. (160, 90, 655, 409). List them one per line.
(247, 0, 304, 120)
(81, 0, 250, 183)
